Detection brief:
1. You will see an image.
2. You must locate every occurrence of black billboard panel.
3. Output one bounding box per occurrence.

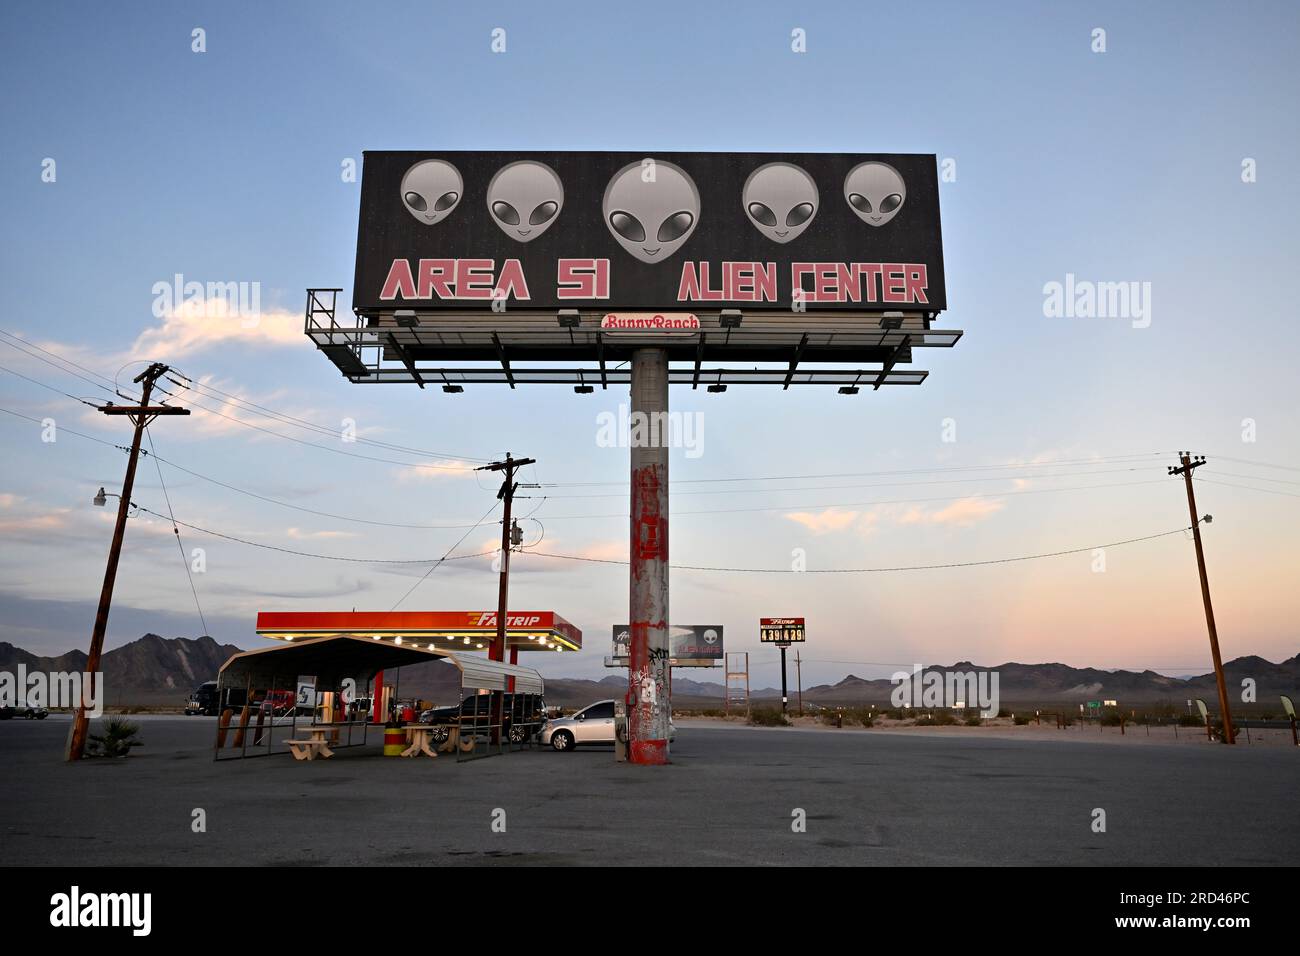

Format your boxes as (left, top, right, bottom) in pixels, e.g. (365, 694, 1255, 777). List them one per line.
(353, 151, 946, 316)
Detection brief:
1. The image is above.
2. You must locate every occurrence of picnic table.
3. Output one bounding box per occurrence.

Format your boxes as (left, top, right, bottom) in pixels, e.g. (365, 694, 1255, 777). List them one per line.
(401, 724, 440, 759)
(286, 724, 342, 761)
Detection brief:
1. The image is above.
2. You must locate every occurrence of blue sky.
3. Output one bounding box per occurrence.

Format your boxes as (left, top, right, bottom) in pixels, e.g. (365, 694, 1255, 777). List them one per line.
(1, 0, 1297, 686)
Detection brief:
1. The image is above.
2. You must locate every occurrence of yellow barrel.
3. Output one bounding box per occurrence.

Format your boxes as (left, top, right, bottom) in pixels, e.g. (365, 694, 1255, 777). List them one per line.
(383, 727, 406, 756)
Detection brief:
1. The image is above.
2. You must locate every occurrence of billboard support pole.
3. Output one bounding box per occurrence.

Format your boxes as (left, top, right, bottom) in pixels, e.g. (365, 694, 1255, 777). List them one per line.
(628, 348, 670, 764)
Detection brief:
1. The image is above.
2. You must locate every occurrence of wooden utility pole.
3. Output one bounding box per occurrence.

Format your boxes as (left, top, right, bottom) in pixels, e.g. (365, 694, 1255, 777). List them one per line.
(795, 648, 803, 716)
(67, 363, 189, 761)
(476, 452, 534, 663)
(1169, 453, 1235, 744)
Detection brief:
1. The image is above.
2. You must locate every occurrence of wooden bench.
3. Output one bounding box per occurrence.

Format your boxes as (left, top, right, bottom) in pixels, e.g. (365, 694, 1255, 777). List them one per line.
(286, 738, 332, 761)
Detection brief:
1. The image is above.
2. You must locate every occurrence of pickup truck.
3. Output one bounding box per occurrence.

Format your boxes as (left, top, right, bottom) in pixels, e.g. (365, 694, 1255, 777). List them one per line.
(418, 693, 546, 744)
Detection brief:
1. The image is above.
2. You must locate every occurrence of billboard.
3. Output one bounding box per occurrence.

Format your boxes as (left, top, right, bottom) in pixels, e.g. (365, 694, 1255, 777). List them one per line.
(759, 617, 806, 644)
(609, 625, 723, 665)
(353, 151, 946, 316)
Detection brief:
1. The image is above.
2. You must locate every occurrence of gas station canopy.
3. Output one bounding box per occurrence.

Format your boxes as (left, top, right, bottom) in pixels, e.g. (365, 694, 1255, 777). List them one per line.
(254, 610, 582, 654)
(220, 634, 544, 694)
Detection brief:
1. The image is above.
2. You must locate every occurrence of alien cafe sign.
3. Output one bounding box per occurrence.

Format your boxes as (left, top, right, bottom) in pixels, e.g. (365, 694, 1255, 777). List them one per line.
(352, 151, 947, 317)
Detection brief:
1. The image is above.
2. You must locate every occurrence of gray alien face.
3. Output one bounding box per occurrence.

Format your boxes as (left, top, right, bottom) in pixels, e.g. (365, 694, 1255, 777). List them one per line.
(400, 159, 462, 225)
(602, 159, 700, 264)
(486, 161, 563, 243)
(844, 162, 907, 227)
(742, 162, 818, 243)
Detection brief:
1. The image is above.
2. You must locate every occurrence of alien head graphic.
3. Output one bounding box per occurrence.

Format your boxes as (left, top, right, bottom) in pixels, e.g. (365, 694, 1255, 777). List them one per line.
(486, 161, 564, 243)
(742, 162, 818, 243)
(844, 161, 907, 227)
(400, 159, 463, 225)
(602, 159, 700, 264)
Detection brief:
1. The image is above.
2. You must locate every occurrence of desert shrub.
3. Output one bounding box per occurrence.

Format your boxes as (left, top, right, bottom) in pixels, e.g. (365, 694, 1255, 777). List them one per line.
(1177, 714, 1203, 727)
(87, 718, 142, 758)
(964, 715, 982, 727)
(749, 708, 790, 728)
(1100, 712, 1124, 727)
(923, 711, 958, 726)
(996, 708, 1012, 719)
(1013, 714, 1031, 725)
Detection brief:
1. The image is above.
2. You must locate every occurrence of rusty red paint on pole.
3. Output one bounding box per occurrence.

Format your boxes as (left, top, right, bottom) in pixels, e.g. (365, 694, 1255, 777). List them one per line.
(628, 348, 670, 764)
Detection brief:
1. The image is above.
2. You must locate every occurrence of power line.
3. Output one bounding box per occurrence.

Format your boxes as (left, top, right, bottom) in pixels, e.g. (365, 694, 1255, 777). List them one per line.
(517, 522, 1202, 573)
(168, 370, 493, 464)
(131, 505, 500, 565)
(536, 465, 1159, 499)
(0, 362, 103, 407)
(389, 500, 502, 611)
(145, 427, 208, 637)
(149, 384, 478, 473)
(0, 332, 133, 399)
(1198, 478, 1300, 499)
(538, 453, 1176, 488)
(1209, 454, 1300, 473)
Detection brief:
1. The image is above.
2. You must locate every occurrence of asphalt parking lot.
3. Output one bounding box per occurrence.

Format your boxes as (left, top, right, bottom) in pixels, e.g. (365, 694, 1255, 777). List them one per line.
(2, 716, 1295, 866)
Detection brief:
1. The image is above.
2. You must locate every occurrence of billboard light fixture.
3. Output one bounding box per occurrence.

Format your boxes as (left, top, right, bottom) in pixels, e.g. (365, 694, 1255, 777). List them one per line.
(719, 310, 743, 328)
(838, 386, 860, 395)
(707, 384, 727, 393)
(442, 384, 463, 393)
(394, 310, 420, 328)
(574, 384, 594, 393)
(879, 315, 904, 330)
(557, 310, 581, 328)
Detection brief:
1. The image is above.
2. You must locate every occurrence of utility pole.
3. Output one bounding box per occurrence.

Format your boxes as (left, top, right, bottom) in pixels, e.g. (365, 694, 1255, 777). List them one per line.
(476, 452, 535, 663)
(795, 648, 803, 716)
(1169, 452, 1235, 745)
(67, 363, 189, 761)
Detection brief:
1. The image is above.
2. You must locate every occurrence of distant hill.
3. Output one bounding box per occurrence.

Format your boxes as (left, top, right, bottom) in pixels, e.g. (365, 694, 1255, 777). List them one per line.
(2, 636, 1295, 710)
(0, 634, 244, 707)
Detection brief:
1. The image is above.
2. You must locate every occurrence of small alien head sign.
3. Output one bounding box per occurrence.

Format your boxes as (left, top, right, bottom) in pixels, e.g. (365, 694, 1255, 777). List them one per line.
(603, 159, 700, 264)
(743, 162, 818, 243)
(486, 161, 564, 242)
(844, 161, 906, 227)
(400, 159, 462, 225)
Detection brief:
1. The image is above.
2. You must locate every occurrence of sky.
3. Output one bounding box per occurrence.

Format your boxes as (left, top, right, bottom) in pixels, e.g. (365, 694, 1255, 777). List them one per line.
(0, 0, 1297, 689)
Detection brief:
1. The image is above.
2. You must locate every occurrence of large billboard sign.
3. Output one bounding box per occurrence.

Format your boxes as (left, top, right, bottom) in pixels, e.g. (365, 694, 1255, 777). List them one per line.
(608, 625, 723, 666)
(353, 151, 946, 316)
(759, 617, 806, 645)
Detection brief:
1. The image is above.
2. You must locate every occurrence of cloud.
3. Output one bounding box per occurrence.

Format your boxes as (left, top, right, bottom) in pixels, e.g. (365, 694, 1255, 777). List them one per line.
(285, 527, 359, 541)
(898, 497, 1005, 527)
(784, 508, 861, 535)
(131, 295, 302, 360)
(0, 493, 24, 509)
(390, 460, 483, 483)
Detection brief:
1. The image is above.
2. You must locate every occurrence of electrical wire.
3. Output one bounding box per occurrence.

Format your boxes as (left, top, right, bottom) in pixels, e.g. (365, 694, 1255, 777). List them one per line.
(167, 369, 493, 464)
(388, 500, 503, 611)
(145, 426, 209, 636)
(517, 521, 1204, 573)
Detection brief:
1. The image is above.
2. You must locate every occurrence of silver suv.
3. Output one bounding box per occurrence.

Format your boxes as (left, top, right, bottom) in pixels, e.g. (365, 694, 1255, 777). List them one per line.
(540, 699, 675, 752)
